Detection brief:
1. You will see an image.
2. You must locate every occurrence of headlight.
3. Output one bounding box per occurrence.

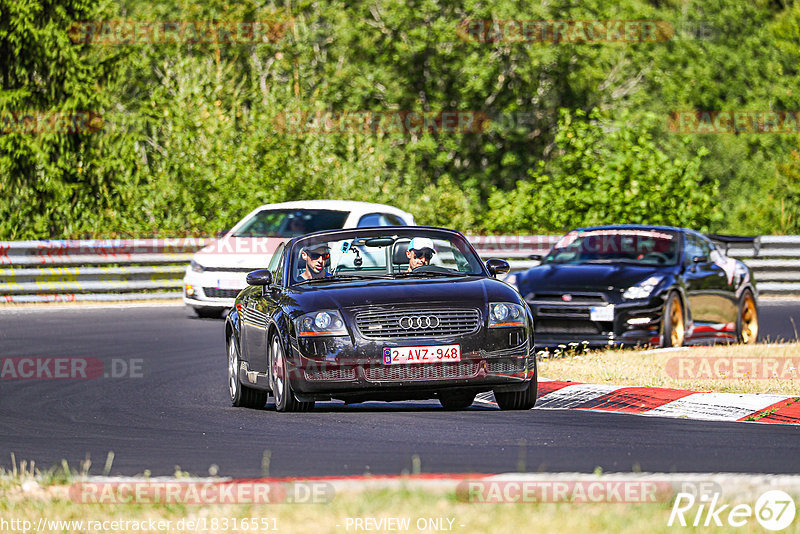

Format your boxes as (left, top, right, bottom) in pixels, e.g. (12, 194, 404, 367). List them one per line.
(488, 302, 526, 328)
(622, 275, 665, 300)
(295, 310, 348, 337)
(190, 259, 205, 273)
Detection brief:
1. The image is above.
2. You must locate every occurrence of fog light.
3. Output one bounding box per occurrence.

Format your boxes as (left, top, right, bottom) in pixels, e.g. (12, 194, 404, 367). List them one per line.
(185, 284, 195, 296)
(627, 317, 651, 325)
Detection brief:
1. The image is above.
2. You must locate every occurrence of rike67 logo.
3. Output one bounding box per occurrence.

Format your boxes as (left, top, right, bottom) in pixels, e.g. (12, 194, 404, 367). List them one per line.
(669, 490, 796, 531)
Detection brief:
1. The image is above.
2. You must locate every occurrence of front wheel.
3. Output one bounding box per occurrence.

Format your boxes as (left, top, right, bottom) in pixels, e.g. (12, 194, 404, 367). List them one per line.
(270, 335, 314, 412)
(661, 292, 685, 348)
(737, 289, 759, 344)
(494, 363, 537, 410)
(228, 334, 268, 408)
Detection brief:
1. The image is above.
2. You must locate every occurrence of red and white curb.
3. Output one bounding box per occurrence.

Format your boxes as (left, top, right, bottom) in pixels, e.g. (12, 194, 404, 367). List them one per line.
(476, 380, 800, 424)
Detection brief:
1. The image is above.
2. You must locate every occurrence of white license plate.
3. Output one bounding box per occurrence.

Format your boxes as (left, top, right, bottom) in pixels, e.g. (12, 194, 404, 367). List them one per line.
(383, 345, 461, 365)
(590, 305, 615, 321)
(217, 279, 242, 290)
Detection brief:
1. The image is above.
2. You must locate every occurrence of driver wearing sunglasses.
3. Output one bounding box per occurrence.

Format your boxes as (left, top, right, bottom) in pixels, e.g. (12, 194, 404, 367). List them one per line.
(405, 237, 436, 272)
(300, 244, 331, 280)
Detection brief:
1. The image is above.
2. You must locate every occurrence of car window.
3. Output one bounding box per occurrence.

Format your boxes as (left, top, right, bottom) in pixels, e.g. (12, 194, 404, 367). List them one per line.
(267, 243, 286, 285)
(544, 229, 680, 266)
(685, 234, 711, 262)
(233, 209, 349, 237)
(290, 231, 484, 284)
(357, 213, 408, 227)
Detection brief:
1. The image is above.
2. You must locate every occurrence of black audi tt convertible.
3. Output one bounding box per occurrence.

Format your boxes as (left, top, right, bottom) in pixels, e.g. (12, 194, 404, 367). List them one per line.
(225, 227, 536, 412)
(513, 225, 759, 348)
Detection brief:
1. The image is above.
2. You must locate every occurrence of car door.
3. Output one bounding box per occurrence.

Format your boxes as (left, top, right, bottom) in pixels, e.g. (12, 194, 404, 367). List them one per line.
(683, 233, 734, 328)
(242, 243, 286, 373)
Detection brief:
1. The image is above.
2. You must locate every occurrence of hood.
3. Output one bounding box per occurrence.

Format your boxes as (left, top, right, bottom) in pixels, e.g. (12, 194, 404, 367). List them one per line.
(288, 276, 519, 311)
(518, 263, 669, 292)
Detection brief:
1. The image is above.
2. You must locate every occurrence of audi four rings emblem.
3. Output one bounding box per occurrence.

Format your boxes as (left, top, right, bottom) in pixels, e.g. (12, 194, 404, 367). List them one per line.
(399, 315, 440, 329)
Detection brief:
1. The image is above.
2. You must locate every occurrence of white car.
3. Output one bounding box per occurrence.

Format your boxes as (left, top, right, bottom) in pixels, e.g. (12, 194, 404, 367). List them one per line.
(183, 200, 415, 317)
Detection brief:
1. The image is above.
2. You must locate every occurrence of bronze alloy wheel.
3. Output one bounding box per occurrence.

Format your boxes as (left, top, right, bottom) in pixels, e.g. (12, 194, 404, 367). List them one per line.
(739, 291, 759, 344)
(663, 292, 685, 347)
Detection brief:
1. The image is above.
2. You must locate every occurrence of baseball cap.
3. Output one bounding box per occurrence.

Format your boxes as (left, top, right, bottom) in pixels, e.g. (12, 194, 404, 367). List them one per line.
(302, 243, 330, 254)
(408, 237, 436, 254)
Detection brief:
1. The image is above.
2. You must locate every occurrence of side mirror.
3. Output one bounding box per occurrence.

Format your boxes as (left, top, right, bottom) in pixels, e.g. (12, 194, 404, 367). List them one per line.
(246, 269, 273, 286)
(486, 258, 510, 277)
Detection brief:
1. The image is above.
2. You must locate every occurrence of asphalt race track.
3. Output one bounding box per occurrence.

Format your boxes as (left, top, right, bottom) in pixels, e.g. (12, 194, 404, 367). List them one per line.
(1, 302, 799, 478)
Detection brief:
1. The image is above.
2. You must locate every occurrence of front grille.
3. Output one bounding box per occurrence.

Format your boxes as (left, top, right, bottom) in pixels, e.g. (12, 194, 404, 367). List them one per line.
(364, 362, 479, 381)
(488, 359, 528, 374)
(535, 319, 603, 335)
(527, 292, 608, 304)
(354, 308, 481, 339)
(305, 368, 356, 381)
(203, 287, 241, 298)
(536, 307, 591, 319)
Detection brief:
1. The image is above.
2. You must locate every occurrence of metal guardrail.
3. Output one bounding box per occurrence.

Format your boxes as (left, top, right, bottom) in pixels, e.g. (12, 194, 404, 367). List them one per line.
(0, 239, 210, 303)
(0, 234, 798, 303)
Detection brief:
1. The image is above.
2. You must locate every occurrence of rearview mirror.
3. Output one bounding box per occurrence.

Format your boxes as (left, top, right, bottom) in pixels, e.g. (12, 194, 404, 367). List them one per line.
(692, 255, 708, 264)
(246, 269, 273, 286)
(486, 258, 510, 277)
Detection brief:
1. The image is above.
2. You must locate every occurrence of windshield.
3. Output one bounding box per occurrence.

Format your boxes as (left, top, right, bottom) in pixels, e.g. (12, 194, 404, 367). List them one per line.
(233, 209, 349, 237)
(543, 229, 680, 266)
(289, 231, 485, 285)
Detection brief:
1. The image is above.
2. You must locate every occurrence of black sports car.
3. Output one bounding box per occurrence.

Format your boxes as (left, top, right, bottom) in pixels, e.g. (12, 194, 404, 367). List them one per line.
(513, 225, 759, 348)
(225, 227, 536, 412)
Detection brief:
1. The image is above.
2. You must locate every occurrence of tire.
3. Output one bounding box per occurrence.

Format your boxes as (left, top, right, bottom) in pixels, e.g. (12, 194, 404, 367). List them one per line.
(494, 363, 537, 411)
(439, 391, 475, 410)
(270, 335, 315, 412)
(195, 307, 225, 319)
(661, 291, 685, 348)
(228, 334, 268, 408)
(736, 289, 759, 344)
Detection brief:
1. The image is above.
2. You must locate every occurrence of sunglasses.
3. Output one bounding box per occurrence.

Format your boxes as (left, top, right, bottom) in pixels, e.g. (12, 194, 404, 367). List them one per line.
(306, 251, 330, 260)
(411, 249, 433, 260)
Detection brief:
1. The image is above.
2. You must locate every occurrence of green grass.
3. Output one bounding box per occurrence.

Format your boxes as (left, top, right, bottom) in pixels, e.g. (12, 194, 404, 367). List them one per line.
(3, 465, 800, 533)
(538, 342, 800, 395)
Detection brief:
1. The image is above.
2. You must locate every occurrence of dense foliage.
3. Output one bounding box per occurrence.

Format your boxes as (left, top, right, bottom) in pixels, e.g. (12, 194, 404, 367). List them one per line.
(2, 0, 799, 238)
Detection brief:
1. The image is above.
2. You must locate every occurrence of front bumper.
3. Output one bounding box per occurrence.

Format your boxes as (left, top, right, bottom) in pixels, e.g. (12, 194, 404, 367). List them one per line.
(527, 294, 666, 348)
(285, 335, 534, 402)
(183, 269, 248, 308)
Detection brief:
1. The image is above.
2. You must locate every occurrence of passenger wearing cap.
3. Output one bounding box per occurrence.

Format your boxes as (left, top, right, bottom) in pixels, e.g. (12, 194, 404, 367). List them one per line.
(300, 244, 330, 280)
(406, 237, 436, 272)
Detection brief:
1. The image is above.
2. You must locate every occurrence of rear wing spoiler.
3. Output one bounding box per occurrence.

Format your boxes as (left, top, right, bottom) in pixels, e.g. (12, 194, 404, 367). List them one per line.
(706, 234, 760, 256)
